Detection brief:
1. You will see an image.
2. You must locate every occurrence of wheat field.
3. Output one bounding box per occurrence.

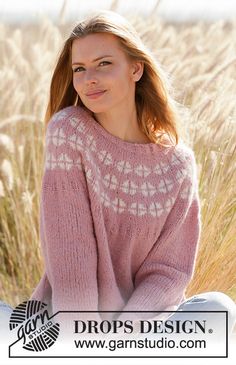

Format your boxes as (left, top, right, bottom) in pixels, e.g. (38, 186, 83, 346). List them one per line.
(0, 8, 235, 308)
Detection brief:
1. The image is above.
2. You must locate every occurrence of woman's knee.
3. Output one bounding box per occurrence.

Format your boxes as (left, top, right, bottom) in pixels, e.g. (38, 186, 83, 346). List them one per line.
(0, 300, 13, 313)
(193, 291, 236, 312)
(183, 291, 236, 331)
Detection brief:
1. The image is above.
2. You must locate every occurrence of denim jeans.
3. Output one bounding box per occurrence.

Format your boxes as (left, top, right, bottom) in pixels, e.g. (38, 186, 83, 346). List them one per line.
(1, 291, 236, 335)
(165, 291, 236, 337)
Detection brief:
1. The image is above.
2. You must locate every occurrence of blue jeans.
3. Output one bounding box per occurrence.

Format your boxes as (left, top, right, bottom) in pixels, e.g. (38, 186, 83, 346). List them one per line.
(1, 291, 236, 334)
(165, 291, 236, 337)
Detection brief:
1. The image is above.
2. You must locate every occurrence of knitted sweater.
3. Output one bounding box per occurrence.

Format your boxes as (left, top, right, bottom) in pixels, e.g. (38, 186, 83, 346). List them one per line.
(30, 105, 201, 323)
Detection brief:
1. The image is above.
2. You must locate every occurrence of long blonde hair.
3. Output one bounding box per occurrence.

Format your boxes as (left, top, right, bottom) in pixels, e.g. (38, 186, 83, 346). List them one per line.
(44, 10, 183, 146)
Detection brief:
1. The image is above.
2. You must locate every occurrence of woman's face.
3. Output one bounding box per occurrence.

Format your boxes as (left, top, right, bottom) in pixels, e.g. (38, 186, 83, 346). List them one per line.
(71, 33, 143, 114)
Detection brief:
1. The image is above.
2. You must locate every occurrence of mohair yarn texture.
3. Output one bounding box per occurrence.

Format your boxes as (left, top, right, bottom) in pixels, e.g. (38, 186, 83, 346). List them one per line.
(30, 105, 201, 322)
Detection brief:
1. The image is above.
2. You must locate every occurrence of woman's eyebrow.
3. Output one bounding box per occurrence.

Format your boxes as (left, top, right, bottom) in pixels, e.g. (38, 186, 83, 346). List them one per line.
(72, 55, 113, 66)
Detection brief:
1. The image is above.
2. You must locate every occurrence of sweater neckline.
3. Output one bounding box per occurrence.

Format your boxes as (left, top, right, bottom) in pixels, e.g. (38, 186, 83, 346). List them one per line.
(81, 107, 166, 153)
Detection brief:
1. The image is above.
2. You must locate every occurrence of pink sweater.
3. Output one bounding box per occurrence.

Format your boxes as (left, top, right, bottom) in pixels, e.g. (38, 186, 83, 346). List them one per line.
(30, 105, 201, 323)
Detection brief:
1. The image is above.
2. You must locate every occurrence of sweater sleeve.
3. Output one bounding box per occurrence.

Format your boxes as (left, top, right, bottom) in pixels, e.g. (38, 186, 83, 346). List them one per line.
(30, 271, 52, 303)
(30, 271, 53, 317)
(117, 149, 201, 321)
(30, 107, 100, 322)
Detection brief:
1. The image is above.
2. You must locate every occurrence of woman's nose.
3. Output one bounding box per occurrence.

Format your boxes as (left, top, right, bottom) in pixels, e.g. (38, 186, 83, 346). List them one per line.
(85, 70, 98, 84)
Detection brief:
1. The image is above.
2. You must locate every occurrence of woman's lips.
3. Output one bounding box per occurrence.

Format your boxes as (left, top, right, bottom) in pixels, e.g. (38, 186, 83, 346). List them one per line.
(86, 90, 106, 99)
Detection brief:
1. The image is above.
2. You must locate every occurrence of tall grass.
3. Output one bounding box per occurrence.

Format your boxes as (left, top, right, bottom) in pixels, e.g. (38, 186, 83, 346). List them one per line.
(0, 10, 235, 307)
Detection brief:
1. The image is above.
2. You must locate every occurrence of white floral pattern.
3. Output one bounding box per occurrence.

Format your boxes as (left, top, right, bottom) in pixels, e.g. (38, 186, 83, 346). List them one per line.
(121, 180, 138, 195)
(45, 112, 195, 218)
(117, 160, 132, 174)
(140, 182, 156, 197)
(129, 202, 147, 216)
(98, 150, 113, 165)
(103, 174, 118, 190)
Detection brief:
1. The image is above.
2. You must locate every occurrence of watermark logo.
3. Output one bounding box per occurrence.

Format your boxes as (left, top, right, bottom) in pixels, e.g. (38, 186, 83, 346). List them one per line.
(9, 300, 60, 351)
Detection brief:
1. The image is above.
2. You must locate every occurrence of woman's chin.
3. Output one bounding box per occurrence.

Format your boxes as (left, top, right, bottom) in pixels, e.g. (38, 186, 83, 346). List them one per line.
(84, 105, 109, 115)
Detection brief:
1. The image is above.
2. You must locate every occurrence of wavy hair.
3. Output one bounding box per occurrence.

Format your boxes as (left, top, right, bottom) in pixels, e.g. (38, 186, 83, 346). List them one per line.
(44, 10, 184, 146)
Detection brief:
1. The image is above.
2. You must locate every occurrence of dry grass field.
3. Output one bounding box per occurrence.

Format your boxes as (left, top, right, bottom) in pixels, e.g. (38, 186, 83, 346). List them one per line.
(0, 8, 235, 309)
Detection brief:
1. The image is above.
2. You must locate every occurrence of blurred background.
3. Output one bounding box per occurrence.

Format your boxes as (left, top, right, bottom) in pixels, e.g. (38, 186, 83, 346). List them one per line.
(1, 0, 236, 24)
(0, 0, 235, 313)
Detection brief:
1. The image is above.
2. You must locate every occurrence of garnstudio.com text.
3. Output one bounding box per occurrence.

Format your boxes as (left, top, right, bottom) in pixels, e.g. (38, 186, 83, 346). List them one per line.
(74, 337, 206, 351)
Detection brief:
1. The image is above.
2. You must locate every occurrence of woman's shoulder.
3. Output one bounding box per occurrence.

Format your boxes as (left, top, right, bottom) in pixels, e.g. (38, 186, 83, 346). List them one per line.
(161, 139, 198, 184)
(162, 137, 197, 166)
(47, 105, 92, 131)
(174, 140, 196, 162)
(45, 106, 94, 155)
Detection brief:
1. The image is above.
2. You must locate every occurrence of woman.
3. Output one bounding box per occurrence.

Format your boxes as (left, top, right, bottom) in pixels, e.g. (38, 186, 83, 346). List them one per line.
(1, 10, 235, 337)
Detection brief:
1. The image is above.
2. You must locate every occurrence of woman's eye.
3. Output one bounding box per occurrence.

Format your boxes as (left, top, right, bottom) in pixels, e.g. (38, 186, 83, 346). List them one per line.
(99, 61, 111, 66)
(73, 67, 85, 73)
(73, 61, 111, 73)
